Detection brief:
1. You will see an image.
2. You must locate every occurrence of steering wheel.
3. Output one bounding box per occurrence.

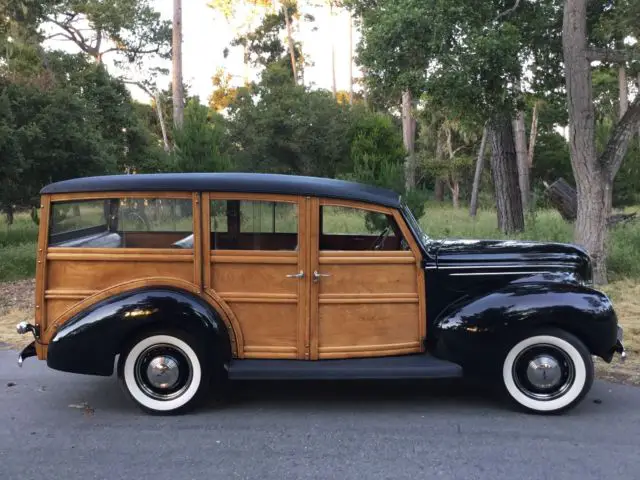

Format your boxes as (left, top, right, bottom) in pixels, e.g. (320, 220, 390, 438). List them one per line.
(371, 226, 392, 250)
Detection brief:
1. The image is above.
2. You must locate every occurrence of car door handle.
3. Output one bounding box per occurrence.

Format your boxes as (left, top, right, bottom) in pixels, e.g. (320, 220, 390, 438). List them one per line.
(313, 270, 331, 282)
(286, 270, 305, 279)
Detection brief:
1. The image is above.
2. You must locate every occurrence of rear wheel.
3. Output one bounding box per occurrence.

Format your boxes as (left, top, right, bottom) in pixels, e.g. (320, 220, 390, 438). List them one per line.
(502, 329, 593, 414)
(118, 330, 212, 414)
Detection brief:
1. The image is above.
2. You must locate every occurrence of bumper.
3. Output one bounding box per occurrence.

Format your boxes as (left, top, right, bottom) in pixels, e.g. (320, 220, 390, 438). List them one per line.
(614, 325, 627, 361)
(18, 341, 37, 367)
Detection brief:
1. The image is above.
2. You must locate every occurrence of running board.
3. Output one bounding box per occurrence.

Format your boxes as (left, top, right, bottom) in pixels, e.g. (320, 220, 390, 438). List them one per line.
(227, 354, 463, 381)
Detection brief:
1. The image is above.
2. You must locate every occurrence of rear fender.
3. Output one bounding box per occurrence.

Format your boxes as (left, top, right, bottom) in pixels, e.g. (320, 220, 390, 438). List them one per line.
(432, 282, 618, 376)
(46, 288, 232, 376)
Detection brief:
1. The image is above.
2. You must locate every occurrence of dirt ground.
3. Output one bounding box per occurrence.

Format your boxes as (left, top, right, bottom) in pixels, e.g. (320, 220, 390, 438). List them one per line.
(0, 279, 637, 384)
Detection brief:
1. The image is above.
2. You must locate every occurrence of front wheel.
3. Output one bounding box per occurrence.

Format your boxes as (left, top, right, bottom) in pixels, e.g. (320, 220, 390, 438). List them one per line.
(502, 329, 594, 414)
(117, 330, 211, 414)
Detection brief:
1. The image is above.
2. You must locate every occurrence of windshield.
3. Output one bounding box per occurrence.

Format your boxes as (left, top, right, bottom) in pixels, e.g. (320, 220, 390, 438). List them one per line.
(401, 204, 430, 245)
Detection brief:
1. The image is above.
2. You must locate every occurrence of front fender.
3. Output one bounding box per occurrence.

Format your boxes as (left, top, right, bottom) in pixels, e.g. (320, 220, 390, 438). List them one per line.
(47, 288, 231, 376)
(432, 282, 618, 376)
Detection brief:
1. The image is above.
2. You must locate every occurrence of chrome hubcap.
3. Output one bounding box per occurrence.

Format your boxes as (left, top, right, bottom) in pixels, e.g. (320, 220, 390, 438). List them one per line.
(526, 355, 562, 390)
(513, 344, 575, 401)
(134, 344, 193, 401)
(146, 356, 180, 390)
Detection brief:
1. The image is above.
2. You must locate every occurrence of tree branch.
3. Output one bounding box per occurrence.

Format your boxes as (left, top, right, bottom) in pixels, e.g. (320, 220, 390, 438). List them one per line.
(586, 47, 640, 64)
(46, 16, 95, 56)
(600, 96, 640, 178)
(494, 0, 521, 22)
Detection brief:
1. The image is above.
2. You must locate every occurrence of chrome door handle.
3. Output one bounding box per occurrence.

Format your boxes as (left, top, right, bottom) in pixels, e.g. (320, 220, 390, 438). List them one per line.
(286, 270, 305, 279)
(313, 270, 331, 282)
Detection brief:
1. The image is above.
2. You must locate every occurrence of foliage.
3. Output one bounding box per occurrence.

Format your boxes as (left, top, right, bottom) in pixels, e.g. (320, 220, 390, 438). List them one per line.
(209, 68, 240, 112)
(172, 100, 232, 173)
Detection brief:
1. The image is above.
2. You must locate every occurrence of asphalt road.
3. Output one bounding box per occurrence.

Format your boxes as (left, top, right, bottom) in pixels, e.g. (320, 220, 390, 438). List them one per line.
(1, 349, 639, 480)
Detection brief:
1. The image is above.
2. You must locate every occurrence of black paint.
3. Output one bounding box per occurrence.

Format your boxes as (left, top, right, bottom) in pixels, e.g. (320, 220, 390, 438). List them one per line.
(46, 288, 231, 376)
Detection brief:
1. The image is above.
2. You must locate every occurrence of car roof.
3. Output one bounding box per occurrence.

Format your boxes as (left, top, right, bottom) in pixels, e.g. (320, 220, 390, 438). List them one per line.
(40, 173, 402, 208)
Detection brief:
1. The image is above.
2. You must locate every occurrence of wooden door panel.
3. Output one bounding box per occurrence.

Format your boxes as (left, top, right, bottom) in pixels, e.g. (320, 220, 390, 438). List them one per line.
(318, 303, 421, 358)
(203, 194, 307, 360)
(230, 303, 299, 358)
(310, 200, 425, 360)
(211, 256, 299, 295)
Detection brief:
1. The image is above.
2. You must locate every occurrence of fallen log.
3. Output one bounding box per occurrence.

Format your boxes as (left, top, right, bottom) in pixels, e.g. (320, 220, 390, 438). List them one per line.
(544, 178, 638, 228)
(544, 178, 577, 221)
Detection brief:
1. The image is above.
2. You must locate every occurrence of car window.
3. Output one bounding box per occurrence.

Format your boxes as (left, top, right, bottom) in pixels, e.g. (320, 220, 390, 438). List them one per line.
(48, 198, 193, 249)
(210, 199, 298, 250)
(320, 205, 407, 251)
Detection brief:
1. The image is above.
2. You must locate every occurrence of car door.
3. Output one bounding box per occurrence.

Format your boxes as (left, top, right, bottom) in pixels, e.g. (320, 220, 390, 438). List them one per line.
(203, 193, 310, 360)
(308, 198, 426, 360)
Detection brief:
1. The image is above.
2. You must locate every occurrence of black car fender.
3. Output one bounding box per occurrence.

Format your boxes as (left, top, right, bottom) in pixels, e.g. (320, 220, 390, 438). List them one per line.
(46, 287, 232, 376)
(431, 281, 618, 376)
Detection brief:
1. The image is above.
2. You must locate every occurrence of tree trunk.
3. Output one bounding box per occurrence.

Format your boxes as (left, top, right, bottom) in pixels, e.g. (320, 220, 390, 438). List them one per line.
(619, 66, 628, 119)
(330, 3, 337, 98)
(470, 125, 489, 217)
(4, 205, 14, 225)
(402, 90, 416, 190)
(527, 101, 540, 168)
(172, 0, 184, 129)
(434, 179, 445, 202)
(546, 178, 578, 221)
(449, 180, 460, 208)
(489, 115, 524, 234)
(348, 12, 353, 105)
(563, 0, 606, 283)
(283, 3, 298, 83)
(155, 91, 170, 152)
(513, 111, 530, 212)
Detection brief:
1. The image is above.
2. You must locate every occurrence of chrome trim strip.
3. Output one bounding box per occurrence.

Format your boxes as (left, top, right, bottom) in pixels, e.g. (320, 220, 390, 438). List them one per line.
(437, 264, 572, 270)
(449, 271, 554, 277)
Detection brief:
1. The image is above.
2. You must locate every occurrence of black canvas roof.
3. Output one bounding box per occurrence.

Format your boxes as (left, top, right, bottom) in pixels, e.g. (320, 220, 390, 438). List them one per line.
(40, 173, 402, 208)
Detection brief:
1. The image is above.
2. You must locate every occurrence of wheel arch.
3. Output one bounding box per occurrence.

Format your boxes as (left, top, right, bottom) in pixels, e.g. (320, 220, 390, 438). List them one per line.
(431, 282, 618, 376)
(46, 284, 234, 376)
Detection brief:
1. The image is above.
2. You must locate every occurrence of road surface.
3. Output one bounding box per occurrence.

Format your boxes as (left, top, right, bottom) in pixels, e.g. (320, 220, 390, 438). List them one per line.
(1, 349, 639, 480)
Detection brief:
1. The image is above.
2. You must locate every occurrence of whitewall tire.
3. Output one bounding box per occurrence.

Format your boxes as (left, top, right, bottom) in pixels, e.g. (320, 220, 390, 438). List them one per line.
(502, 329, 593, 414)
(118, 331, 210, 414)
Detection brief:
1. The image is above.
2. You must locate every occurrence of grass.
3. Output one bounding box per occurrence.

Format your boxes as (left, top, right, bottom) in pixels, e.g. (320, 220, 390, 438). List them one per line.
(0, 214, 38, 282)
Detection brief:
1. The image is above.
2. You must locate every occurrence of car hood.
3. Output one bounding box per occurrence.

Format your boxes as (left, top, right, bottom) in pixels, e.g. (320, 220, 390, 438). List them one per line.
(431, 239, 592, 282)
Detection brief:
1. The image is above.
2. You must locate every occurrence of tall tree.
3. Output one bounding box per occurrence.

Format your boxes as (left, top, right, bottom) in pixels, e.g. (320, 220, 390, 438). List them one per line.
(563, 0, 640, 283)
(42, 0, 171, 65)
(172, 0, 184, 129)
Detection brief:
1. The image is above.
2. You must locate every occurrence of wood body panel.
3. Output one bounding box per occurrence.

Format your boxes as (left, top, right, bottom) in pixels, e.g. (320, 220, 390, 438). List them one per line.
(309, 199, 425, 359)
(204, 193, 307, 359)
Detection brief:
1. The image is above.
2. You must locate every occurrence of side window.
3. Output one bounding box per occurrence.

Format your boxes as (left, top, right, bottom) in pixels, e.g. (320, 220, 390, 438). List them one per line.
(48, 198, 193, 248)
(210, 199, 298, 250)
(320, 205, 407, 251)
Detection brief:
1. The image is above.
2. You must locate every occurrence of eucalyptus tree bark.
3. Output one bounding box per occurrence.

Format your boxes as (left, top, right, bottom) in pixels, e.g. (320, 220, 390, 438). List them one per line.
(470, 125, 489, 217)
(489, 115, 524, 233)
(283, 3, 298, 83)
(513, 111, 530, 212)
(401, 90, 417, 190)
(172, 0, 184, 129)
(348, 12, 353, 105)
(527, 101, 540, 169)
(619, 66, 628, 119)
(563, 0, 640, 284)
(329, 2, 337, 98)
(155, 91, 170, 152)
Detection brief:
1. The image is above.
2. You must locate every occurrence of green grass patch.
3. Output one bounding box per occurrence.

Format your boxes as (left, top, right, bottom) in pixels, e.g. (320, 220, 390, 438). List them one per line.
(0, 242, 37, 281)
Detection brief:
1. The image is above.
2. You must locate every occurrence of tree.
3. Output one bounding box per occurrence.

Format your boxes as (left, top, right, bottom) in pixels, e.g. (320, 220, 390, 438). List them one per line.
(352, 0, 568, 233)
(172, 0, 184, 129)
(42, 0, 171, 65)
(172, 100, 232, 173)
(562, 0, 640, 284)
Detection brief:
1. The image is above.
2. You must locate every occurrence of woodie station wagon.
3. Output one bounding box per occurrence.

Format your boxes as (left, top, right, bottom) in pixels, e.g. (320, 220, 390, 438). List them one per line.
(16, 173, 626, 414)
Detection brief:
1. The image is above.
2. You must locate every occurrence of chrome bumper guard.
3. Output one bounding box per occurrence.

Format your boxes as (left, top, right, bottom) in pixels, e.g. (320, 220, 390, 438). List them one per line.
(16, 321, 39, 367)
(18, 341, 36, 367)
(614, 326, 627, 362)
